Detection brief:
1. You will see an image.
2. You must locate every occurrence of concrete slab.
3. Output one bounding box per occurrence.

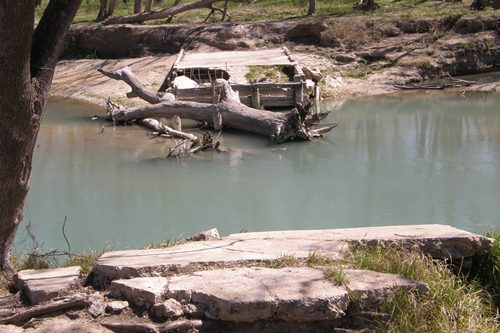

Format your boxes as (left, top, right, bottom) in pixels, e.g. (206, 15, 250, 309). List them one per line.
(227, 224, 493, 259)
(15, 266, 81, 305)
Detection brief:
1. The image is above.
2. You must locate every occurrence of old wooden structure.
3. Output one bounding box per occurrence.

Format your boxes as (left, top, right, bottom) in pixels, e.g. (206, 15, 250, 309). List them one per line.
(162, 48, 308, 109)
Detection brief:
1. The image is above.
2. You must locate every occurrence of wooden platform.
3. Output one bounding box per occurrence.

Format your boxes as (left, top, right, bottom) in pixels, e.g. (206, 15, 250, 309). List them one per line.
(176, 49, 296, 69)
(164, 48, 307, 109)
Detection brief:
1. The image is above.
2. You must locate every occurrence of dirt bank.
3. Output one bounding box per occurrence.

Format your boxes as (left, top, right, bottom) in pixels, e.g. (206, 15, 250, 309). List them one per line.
(52, 14, 499, 106)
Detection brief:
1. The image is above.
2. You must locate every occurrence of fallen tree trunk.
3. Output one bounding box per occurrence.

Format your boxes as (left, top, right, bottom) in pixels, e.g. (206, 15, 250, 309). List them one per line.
(107, 83, 335, 143)
(102, 0, 250, 25)
(100, 66, 335, 144)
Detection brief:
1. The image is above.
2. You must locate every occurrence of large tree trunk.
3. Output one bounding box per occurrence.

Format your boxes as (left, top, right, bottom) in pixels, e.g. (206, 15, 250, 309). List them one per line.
(96, 0, 109, 21)
(307, 0, 316, 16)
(134, 0, 143, 13)
(108, 0, 117, 16)
(102, 0, 250, 25)
(0, 0, 82, 274)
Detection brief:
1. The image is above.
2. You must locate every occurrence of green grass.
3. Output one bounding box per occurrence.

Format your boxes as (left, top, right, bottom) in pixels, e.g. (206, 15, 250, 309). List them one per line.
(342, 243, 498, 333)
(34, 0, 497, 25)
(325, 266, 345, 286)
(245, 65, 290, 83)
(268, 254, 302, 268)
(64, 250, 103, 275)
(143, 236, 184, 249)
(465, 230, 500, 309)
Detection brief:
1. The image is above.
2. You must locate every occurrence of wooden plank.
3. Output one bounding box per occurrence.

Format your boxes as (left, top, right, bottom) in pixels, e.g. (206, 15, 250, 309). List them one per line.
(173, 48, 185, 69)
(251, 86, 261, 109)
(178, 49, 294, 68)
(176, 83, 297, 108)
(293, 65, 306, 82)
(262, 97, 296, 107)
(231, 82, 302, 89)
(295, 83, 304, 104)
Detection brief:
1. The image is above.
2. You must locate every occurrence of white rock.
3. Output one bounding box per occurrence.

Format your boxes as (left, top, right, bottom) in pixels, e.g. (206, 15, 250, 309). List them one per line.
(105, 300, 129, 314)
(186, 228, 220, 242)
(172, 76, 198, 89)
(152, 298, 183, 318)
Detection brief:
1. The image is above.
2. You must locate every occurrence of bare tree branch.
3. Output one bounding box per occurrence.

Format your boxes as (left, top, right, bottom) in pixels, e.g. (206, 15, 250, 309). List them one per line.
(102, 0, 250, 25)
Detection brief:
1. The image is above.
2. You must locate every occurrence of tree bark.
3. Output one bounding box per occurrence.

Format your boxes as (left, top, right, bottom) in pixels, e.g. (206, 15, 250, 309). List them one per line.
(134, 0, 143, 13)
(108, 0, 117, 16)
(0, 0, 82, 274)
(102, 0, 250, 25)
(96, 0, 109, 21)
(353, 0, 379, 11)
(0, 294, 89, 325)
(145, 0, 153, 11)
(307, 0, 316, 16)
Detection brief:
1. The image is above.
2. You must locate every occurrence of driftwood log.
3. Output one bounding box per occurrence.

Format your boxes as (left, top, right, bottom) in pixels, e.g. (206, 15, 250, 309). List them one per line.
(0, 294, 89, 326)
(101, 319, 203, 333)
(101, 0, 251, 25)
(99, 66, 335, 145)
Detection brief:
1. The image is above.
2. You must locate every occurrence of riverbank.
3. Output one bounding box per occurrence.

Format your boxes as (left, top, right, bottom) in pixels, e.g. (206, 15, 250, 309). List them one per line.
(51, 14, 499, 106)
(1, 225, 498, 332)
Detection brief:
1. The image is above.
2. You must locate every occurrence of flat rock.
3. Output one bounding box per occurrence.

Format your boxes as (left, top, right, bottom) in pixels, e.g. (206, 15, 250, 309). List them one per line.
(15, 266, 81, 305)
(108, 267, 427, 323)
(344, 269, 429, 310)
(92, 238, 346, 286)
(227, 224, 493, 260)
(109, 277, 168, 309)
(91, 225, 491, 286)
(168, 267, 349, 322)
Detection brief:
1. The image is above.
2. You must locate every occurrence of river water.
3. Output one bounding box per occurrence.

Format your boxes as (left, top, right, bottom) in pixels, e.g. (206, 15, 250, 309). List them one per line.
(15, 89, 500, 253)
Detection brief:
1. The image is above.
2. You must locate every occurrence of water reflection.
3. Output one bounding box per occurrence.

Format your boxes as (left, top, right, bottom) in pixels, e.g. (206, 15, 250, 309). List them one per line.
(16, 92, 500, 252)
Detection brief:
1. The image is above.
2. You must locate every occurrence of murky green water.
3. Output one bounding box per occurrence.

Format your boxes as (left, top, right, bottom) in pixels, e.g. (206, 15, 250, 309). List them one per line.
(15, 89, 500, 253)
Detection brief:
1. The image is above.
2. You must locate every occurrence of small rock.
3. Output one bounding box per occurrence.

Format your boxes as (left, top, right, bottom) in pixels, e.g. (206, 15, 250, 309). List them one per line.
(88, 302, 105, 318)
(181, 303, 205, 318)
(152, 299, 183, 319)
(186, 228, 220, 242)
(326, 74, 345, 89)
(334, 54, 356, 64)
(302, 66, 323, 83)
(65, 311, 80, 319)
(105, 300, 129, 315)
